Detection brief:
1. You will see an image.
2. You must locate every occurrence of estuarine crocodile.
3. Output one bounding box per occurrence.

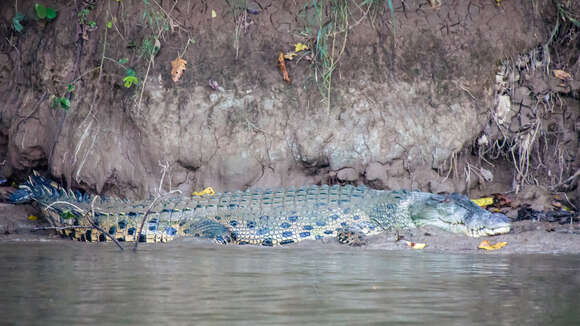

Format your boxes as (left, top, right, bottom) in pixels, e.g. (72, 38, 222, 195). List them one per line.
(9, 175, 511, 245)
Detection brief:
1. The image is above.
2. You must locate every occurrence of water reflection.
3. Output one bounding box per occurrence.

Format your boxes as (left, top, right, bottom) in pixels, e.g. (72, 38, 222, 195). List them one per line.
(0, 242, 578, 325)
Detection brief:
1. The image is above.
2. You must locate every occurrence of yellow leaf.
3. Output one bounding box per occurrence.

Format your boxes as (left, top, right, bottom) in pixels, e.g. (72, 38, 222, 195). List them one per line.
(472, 197, 494, 207)
(405, 240, 427, 249)
(28, 215, 38, 221)
(553, 69, 572, 81)
(283, 52, 297, 60)
(478, 240, 507, 251)
(192, 187, 215, 197)
(211, 9, 217, 18)
(295, 42, 309, 52)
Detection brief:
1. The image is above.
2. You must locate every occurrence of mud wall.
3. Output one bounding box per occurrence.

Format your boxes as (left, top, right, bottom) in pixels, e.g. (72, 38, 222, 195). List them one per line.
(0, 0, 567, 197)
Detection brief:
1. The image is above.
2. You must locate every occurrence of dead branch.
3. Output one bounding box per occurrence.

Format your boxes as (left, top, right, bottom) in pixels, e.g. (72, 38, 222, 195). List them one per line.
(550, 169, 580, 191)
(31, 225, 92, 232)
(89, 196, 124, 251)
(133, 161, 180, 251)
(43, 199, 124, 251)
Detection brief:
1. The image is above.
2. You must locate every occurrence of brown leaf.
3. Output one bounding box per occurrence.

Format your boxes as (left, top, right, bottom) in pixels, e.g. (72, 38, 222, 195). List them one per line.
(277, 52, 290, 84)
(171, 57, 187, 82)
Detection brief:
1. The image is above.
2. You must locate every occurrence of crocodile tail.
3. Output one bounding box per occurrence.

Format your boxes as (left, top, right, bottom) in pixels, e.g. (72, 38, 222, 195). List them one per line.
(8, 172, 49, 204)
(8, 185, 35, 204)
(8, 173, 88, 205)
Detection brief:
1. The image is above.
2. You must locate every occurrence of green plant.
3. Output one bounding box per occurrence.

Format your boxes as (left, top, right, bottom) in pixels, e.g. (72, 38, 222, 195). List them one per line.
(135, 0, 174, 108)
(139, 37, 159, 59)
(78, 8, 90, 23)
(13, 12, 24, 32)
(35, 3, 57, 20)
(60, 211, 75, 220)
(226, 0, 248, 59)
(123, 68, 139, 88)
(52, 97, 70, 110)
(138, 0, 168, 60)
(78, 5, 96, 27)
(360, 0, 395, 32)
(297, 0, 395, 112)
(302, 0, 350, 112)
(142, 0, 170, 32)
(546, 1, 580, 46)
(51, 83, 74, 110)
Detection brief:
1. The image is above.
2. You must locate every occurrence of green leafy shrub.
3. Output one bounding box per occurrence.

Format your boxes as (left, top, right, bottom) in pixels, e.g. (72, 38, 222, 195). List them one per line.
(13, 12, 25, 32)
(123, 69, 139, 88)
(51, 84, 74, 111)
(35, 3, 57, 20)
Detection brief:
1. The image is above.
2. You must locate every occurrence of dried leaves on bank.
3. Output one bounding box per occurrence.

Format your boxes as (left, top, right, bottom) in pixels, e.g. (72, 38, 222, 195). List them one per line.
(171, 57, 187, 82)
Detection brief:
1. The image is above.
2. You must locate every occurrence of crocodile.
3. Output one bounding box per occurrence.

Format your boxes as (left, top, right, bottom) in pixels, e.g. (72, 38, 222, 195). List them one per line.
(8, 174, 511, 245)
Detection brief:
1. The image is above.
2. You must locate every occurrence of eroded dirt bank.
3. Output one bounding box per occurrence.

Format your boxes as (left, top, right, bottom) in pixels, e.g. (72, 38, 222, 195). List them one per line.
(0, 0, 579, 224)
(0, 1, 576, 194)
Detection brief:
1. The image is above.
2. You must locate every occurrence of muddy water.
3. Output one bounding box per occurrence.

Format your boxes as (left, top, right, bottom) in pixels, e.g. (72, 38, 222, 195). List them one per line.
(0, 241, 578, 326)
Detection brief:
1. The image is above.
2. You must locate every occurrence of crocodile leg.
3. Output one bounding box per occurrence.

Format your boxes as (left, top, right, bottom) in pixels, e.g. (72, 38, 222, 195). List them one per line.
(182, 219, 233, 244)
(336, 226, 368, 246)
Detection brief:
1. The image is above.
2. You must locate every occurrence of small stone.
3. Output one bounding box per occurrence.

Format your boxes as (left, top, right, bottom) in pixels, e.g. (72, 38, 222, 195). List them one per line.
(365, 162, 386, 181)
(337, 168, 358, 182)
(246, 1, 261, 14)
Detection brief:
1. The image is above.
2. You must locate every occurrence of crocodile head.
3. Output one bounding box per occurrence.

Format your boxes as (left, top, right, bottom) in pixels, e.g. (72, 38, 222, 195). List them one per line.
(410, 193, 511, 237)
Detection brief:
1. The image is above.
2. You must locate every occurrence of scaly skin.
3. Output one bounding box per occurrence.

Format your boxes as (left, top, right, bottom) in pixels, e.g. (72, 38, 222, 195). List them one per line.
(9, 175, 511, 245)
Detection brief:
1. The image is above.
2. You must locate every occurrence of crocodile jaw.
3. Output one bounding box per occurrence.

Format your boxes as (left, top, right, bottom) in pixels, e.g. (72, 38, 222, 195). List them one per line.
(467, 224, 512, 237)
(464, 212, 512, 237)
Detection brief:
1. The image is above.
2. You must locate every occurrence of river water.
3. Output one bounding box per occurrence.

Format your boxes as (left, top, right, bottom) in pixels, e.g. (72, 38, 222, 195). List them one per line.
(0, 241, 578, 325)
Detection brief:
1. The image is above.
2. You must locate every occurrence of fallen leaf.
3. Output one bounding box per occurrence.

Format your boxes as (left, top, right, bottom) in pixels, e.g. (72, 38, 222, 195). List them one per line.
(192, 187, 215, 197)
(171, 57, 187, 82)
(295, 42, 309, 52)
(553, 69, 572, 81)
(28, 215, 38, 221)
(211, 9, 217, 18)
(478, 240, 507, 251)
(472, 197, 494, 207)
(404, 240, 427, 249)
(277, 52, 290, 84)
(283, 52, 297, 60)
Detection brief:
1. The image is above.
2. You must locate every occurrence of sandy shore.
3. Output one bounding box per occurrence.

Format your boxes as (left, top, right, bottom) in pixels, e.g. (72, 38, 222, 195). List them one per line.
(1, 203, 578, 254)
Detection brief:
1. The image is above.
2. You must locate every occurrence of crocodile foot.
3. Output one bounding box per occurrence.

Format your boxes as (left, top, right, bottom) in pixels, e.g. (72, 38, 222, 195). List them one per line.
(336, 227, 368, 246)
